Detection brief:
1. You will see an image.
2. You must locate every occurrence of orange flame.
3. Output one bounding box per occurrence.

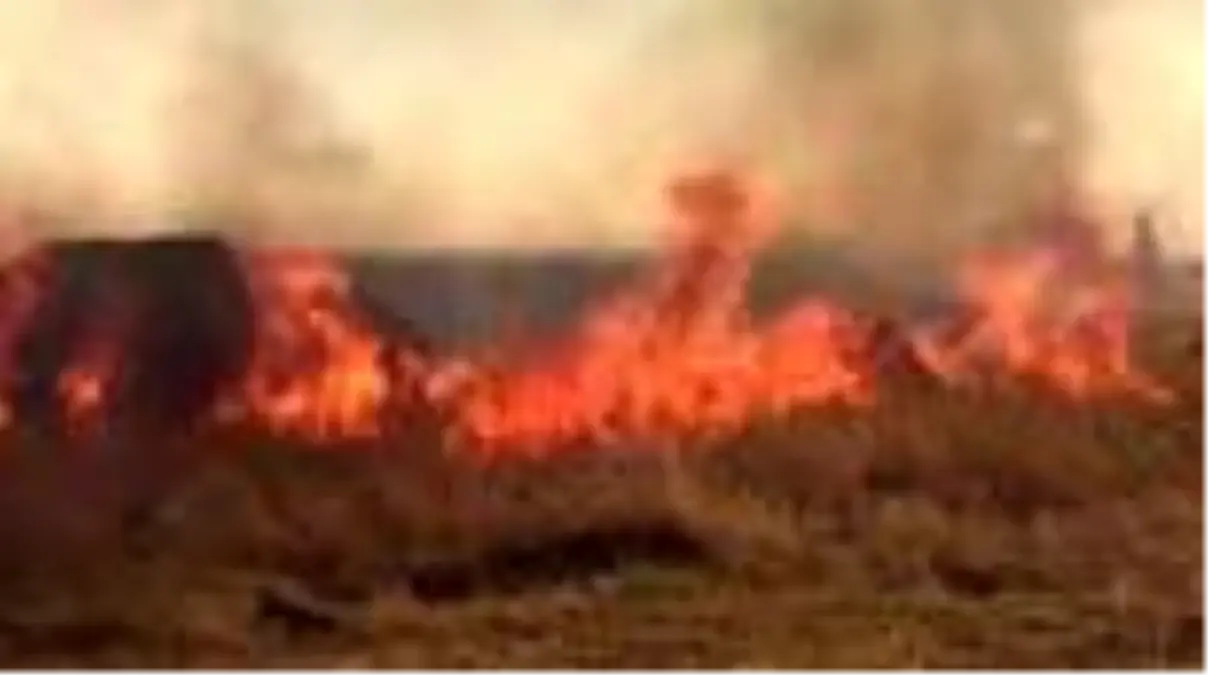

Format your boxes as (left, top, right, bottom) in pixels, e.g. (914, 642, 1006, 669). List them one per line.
(911, 247, 1172, 402)
(223, 249, 397, 440)
(0, 250, 50, 429)
(0, 170, 1177, 448)
(447, 173, 870, 451)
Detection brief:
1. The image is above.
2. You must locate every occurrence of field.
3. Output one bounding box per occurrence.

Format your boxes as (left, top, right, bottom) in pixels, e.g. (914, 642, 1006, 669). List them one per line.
(0, 172, 1188, 671)
(0, 278, 1198, 667)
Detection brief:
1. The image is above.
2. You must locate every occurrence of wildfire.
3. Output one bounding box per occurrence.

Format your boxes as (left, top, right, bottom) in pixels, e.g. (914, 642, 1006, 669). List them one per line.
(447, 173, 870, 450)
(0, 170, 1176, 449)
(910, 247, 1172, 402)
(56, 340, 121, 436)
(224, 249, 396, 440)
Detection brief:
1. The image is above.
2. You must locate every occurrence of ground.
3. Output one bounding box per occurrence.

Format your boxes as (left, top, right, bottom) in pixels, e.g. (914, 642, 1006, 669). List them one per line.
(0, 311, 1198, 668)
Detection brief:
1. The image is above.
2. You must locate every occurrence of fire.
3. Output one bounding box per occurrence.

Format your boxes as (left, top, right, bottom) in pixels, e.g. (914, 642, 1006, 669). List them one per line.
(0, 170, 1177, 449)
(447, 173, 869, 450)
(55, 340, 121, 436)
(0, 250, 49, 429)
(911, 247, 1172, 402)
(223, 249, 397, 440)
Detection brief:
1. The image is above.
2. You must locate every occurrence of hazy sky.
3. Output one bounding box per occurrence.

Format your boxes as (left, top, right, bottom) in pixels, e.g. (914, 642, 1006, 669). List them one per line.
(0, 0, 1198, 256)
(0, 0, 773, 248)
(274, 0, 773, 248)
(1074, 0, 1203, 255)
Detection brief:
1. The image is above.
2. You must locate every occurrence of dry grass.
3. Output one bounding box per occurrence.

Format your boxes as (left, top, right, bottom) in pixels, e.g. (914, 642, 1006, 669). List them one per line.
(0, 316, 1198, 668)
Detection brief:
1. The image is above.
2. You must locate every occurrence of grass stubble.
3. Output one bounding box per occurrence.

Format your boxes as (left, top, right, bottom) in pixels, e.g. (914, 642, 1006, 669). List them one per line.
(0, 313, 1197, 668)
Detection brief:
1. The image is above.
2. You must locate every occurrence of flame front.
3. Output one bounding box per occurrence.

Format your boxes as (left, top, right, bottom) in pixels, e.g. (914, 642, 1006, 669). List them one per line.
(449, 173, 870, 450)
(0, 170, 1176, 450)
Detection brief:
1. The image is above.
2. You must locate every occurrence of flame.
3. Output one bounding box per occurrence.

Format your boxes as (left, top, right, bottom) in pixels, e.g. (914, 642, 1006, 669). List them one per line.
(446, 173, 869, 451)
(223, 249, 396, 440)
(56, 340, 120, 436)
(0, 249, 50, 429)
(911, 246, 1171, 403)
(0, 170, 1177, 449)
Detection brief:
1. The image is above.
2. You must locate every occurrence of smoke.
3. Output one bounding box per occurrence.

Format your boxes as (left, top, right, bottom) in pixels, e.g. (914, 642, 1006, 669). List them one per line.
(0, 0, 780, 250)
(1075, 0, 1203, 259)
(0, 0, 1197, 257)
(0, 1, 182, 233)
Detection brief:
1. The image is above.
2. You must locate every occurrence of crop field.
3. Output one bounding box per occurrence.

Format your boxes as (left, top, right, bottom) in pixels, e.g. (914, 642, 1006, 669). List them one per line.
(0, 174, 1200, 668)
(0, 256, 1197, 667)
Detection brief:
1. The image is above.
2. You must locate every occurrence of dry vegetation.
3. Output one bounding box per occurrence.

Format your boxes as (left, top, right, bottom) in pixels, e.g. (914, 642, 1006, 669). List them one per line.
(0, 312, 1198, 668)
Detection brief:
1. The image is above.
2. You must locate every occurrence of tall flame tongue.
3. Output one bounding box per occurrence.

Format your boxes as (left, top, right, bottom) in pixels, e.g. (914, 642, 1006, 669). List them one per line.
(439, 170, 1177, 453)
(447, 172, 870, 451)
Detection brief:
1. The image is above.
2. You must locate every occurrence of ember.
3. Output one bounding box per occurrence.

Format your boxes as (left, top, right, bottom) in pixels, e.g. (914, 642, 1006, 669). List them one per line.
(6, 237, 255, 436)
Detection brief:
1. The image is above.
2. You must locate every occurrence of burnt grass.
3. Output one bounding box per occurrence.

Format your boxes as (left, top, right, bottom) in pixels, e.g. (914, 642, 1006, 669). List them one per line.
(0, 317, 1198, 667)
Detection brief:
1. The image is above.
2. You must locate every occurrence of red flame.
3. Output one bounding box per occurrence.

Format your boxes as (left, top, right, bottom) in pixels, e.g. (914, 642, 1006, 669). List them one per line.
(0, 170, 1175, 449)
(445, 173, 870, 451)
(222, 249, 395, 439)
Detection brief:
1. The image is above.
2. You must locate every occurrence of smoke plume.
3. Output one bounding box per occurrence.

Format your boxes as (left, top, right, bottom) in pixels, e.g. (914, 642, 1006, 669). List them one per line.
(0, 0, 772, 250)
(0, 0, 1197, 257)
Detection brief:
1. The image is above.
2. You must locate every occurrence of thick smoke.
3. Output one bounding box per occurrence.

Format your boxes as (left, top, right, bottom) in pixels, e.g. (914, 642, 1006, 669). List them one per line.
(0, 0, 779, 250)
(1075, 0, 1203, 258)
(0, 0, 1197, 257)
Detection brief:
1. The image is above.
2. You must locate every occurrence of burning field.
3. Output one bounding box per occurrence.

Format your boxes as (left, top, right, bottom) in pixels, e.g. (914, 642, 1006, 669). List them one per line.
(0, 172, 1182, 447)
(0, 171, 1197, 667)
